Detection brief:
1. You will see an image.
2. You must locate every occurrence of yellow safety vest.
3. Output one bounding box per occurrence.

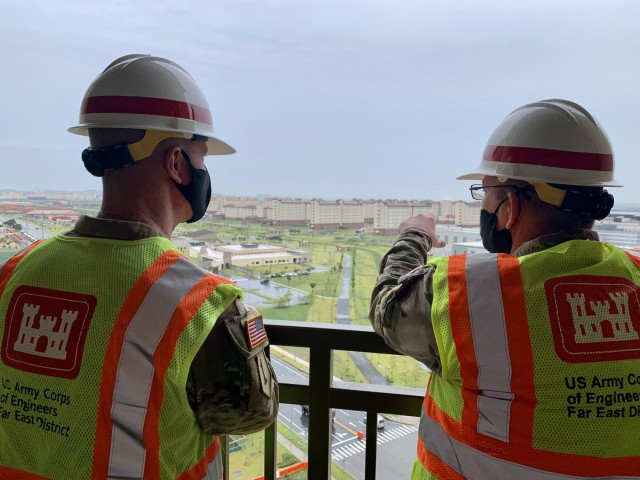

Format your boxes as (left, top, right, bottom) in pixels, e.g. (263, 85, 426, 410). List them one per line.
(413, 240, 640, 479)
(0, 235, 241, 479)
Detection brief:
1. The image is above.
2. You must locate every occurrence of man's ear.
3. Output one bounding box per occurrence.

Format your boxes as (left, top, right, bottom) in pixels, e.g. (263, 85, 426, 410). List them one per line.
(505, 191, 521, 229)
(164, 147, 188, 185)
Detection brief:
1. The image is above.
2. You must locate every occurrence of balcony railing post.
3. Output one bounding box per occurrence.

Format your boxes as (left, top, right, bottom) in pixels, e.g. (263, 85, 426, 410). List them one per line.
(308, 346, 333, 479)
(264, 422, 277, 480)
(222, 435, 230, 480)
(364, 412, 378, 480)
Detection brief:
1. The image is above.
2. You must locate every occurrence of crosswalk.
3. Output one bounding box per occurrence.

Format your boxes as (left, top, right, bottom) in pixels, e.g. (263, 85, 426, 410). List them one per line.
(331, 425, 418, 461)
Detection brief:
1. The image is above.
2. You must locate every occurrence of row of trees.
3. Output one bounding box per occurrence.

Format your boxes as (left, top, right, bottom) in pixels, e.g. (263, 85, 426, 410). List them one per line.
(2, 219, 22, 230)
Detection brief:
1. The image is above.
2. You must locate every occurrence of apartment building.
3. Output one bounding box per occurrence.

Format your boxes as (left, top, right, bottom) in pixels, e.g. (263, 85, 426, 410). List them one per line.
(373, 200, 436, 235)
(206, 195, 481, 233)
(207, 195, 260, 213)
(222, 204, 258, 220)
(310, 200, 365, 230)
(454, 200, 481, 228)
(363, 200, 376, 226)
(267, 198, 311, 226)
(0, 191, 26, 200)
(310, 200, 341, 229)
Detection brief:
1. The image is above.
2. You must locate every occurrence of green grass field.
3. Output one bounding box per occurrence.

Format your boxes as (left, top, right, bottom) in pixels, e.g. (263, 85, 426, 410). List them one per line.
(0, 250, 19, 262)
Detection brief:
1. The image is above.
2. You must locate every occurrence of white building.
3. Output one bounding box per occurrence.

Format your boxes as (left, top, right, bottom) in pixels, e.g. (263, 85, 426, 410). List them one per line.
(179, 241, 310, 271)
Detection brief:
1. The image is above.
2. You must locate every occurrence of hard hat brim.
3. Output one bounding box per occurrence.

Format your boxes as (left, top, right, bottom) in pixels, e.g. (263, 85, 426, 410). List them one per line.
(457, 160, 623, 187)
(207, 136, 236, 155)
(456, 171, 486, 181)
(69, 124, 236, 156)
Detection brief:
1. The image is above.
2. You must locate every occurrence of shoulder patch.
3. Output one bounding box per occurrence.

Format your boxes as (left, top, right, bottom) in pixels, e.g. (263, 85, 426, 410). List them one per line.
(245, 314, 268, 350)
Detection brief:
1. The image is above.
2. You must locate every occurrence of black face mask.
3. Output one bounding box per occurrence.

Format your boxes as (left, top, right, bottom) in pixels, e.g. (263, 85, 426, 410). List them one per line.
(174, 150, 211, 223)
(480, 198, 512, 253)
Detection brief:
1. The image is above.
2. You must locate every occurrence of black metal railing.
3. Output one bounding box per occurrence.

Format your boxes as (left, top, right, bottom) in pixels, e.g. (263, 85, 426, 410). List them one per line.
(222, 320, 425, 480)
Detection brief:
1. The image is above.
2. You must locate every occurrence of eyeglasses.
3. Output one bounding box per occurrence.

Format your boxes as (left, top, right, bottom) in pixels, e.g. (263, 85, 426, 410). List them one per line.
(469, 184, 534, 201)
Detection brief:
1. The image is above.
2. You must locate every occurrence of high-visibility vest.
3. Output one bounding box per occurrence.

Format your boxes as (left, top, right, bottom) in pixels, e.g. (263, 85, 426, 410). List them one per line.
(413, 240, 640, 479)
(0, 235, 241, 479)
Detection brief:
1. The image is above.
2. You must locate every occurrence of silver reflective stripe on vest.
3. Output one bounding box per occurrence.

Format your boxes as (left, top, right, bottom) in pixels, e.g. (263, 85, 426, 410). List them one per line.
(204, 453, 223, 480)
(419, 414, 639, 480)
(466, 253, 513, 442)
(108, 257, 206, 479)
(624, 248, 640, 258)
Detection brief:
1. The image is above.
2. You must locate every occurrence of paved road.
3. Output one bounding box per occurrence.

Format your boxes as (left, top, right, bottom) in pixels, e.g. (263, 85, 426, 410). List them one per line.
(336, 253, 387, 385)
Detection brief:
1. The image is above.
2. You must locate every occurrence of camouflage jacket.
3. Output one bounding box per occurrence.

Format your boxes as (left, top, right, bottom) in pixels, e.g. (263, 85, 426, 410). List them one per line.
(369, 227, 600, 375)
(68, 215, 268, 434)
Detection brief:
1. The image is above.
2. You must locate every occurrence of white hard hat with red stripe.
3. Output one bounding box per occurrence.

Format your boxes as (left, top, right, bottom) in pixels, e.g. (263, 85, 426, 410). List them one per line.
(68, 54, 234, 156)
(458, 99, 621, 187)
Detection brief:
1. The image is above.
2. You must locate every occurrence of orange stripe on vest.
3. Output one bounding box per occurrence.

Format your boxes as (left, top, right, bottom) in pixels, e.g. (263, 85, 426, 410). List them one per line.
(417, 434, 466, 480)
(447, 254, 481, 432)
(91, 250, 183, 478)
(144, 274, 229, 479)
(0, 241, 42, 298)
(496, 254, 536, 446)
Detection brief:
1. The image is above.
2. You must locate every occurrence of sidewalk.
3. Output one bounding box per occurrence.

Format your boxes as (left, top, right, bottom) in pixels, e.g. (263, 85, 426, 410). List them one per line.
(278, 433, 339, 480)
(277, 432, 307, 462)
(272, 345, 309, 368)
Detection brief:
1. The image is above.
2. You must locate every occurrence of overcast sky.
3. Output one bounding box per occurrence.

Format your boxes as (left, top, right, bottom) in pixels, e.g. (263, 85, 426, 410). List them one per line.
(2, 0, 639, 204)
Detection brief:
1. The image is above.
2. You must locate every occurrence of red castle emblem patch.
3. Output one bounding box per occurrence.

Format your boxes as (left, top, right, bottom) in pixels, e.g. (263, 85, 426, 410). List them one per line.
(1, 286, 96, 379)
(545, 275, 640, 363)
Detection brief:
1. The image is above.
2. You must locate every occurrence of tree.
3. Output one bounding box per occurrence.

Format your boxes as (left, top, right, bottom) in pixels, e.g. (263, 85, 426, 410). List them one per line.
(3, 219, 22, 230)
(276, 290, 292, 308)
(300, 292, 314, 305)
(309, 282, 317, 291)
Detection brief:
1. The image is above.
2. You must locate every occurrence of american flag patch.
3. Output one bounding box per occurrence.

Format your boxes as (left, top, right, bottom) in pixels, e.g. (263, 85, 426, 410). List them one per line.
(245, 314, 268, 350)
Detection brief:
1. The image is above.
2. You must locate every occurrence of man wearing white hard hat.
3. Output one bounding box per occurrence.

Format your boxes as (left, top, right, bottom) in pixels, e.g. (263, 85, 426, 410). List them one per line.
(0, 55, 277, 480)
(370, 99, 640, 478)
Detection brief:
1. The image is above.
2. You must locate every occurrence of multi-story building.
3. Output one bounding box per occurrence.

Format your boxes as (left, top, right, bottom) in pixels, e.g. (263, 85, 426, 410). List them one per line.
(209, 196, 482, 233)
(207, 195, 260, 213)
(362, 200, 376, 226)
(0, 191, 26, 200)
(373, 200, 436, 235)
(222, 204, 258, 220)
(310, 200, 341, 230)
(310, 200, 366, 230)
(341, 200, 365, 229)
(453, 200, 481, 228)
(268, 198, 311, 226)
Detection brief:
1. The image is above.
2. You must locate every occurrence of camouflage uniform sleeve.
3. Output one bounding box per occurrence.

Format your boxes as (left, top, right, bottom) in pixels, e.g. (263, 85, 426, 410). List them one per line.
(369, 228, 442, 374)
(186, 298, 259, 432)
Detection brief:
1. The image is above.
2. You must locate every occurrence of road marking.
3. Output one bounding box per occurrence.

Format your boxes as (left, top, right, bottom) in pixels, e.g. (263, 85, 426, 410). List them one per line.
(331, 425, 418, 461)
(272, 358, 306, 378)
(335, 419, 362, 437)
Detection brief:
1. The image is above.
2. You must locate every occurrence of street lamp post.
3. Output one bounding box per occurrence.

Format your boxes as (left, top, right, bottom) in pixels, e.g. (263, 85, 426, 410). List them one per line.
(378, 363, 386, 380)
